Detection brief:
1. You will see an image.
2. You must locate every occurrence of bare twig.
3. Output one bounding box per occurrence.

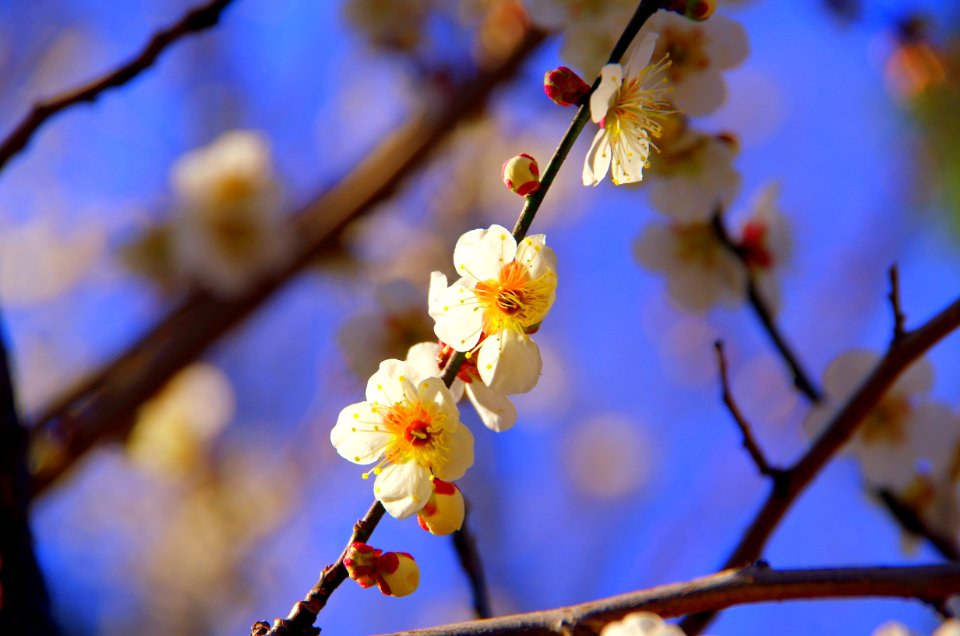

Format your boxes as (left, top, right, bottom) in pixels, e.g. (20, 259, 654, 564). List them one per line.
(381, 564, 960, 636)
(29, 27, 548, 498)
(889, 264, 907, 343)
(0, 321, 59, 635)
(713, 340, 781, 479)
(0, 0, 237, 176)
(252, 500, 386, 636)
(452, 510, 492, 619)
(709, 213, 823, 403)
(680, 291, 960, 635)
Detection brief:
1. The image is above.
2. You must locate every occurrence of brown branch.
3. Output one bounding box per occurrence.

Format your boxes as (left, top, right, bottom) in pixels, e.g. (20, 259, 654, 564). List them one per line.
(0, 0, 238, 176)
(252, 500, 386, 636)
(379, 563, 960, 636)
(28, 27, 548, 498)
(709, 214, 823, 403)
(889, 264, 907, 344)
(877, 489, 960, 562)
(452, 509, 492, 619)
(680, 291, 960, 634)
(713, 340, 781, 479)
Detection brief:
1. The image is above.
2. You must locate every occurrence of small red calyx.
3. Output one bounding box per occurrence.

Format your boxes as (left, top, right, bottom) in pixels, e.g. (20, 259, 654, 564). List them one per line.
(544, 66, 590, 107)
(665, 0, 715, 21)
(437, 341, 480, 383)
(739, 221, 773, 269)
(344, 542, 382, 589)
(344, 543, 421, 597)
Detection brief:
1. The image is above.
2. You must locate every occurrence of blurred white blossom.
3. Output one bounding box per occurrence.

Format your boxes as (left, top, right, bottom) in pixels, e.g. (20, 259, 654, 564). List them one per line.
(524, 0, 636, 73)
(601, 612, 685, 636)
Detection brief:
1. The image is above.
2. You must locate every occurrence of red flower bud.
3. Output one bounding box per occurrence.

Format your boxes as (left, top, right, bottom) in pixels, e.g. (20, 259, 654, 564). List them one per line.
(502, 153, 541, 197)
(544, 66, 590, 107)
(417, 479, 465, 535)
(666, 0, 716, 21)
(344, 542, 382, 589)
(374, 552, 420, 597)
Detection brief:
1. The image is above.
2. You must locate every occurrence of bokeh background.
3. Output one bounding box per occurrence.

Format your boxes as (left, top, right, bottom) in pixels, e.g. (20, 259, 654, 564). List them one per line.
(3, 0, 960, 634)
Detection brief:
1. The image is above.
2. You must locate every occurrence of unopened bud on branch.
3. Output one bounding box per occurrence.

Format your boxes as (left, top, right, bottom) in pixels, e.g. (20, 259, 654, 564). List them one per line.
(374, 552, 420, 597)
(417, 479, 465, 535)
(502, 153, 541, 197)
(666, 0, 715, 21)
(544, 66, 591, 106)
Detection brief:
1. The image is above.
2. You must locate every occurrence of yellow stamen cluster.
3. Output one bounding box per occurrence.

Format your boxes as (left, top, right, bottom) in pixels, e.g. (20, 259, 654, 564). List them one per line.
(474, 261, 556, 335)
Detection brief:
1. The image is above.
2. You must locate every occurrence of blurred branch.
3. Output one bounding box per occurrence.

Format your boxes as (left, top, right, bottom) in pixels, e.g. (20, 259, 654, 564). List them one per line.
(680, 289, 960, 634)
(712, 340, 781, 479)
(251, 500, 386, 636)
(888, 264, 907, 344)
(0, 321, 59, 635)
(877, 489, 960, 562)
(710, 213, 823, 403)
(29, 26, 548, 498)
(452, 510, 492, 619)
(383, 563, 960, 636)
(0, 0, 238, 176)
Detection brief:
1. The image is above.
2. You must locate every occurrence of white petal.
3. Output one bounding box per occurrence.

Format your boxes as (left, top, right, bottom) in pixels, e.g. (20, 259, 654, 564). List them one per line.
(582, 129, 612, 186)
(622, 31, 658, 77)
(515, 234, 558, 280)
(822, 350, 878, 401)
(465, 381, 517, 432)
(705, 15, 749, 69)
(591, 64, 623, 123)
(331, 402, 390, 465)
(610, 133, 649, 185)
(896, 357, 934, 396)
(406, 341, 442, 375)
(478, 331, 542, 394)
(374, 461, 434, 519)
(432, 280, 484, 352)
(907, 402, 959, 478)
(434, 423, 474, 482)
(632, 223, 677, 271)
(427, 271, 449, 315)
(416, 376, 459, 420)
(453, 225, 516, 283)
(365, 359, 420, 405)
(672, 71, 726, 117)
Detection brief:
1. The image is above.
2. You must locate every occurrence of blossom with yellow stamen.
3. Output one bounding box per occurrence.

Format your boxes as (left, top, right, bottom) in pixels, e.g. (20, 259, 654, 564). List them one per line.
(583, 31, 672, 186)
(429, 225, 557, 395)
(331, 359, 474, 519)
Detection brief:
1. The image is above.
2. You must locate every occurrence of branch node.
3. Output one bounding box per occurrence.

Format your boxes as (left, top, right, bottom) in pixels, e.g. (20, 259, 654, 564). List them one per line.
(888, 264, 907, 345)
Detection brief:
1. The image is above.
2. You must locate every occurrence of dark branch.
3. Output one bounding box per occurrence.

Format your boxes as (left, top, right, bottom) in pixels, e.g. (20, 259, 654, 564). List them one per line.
(452, 510, 492, 619)
(713, 340, 780, 479)
(877, 489, 960, 562)
(0, 0, 237, 176)
(382, 564, 960, 636)
(889, 264, 907, 344)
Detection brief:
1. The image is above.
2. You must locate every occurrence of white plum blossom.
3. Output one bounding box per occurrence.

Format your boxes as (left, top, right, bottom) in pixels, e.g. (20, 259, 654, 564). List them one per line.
(737, 182, 792, 312)
(600, 612, 685, 636)
(407, 341, 518, 433)
(430, 225, 557, 395)
(331, 359, 474, 519)
(873, 620, 960, 636)
(524, 0, 636, 74)
(643, 11, 749, 116)
(171, 130, 289, 298)
(804, 351, 955, 491)
(646, 126, 741, 223)
(633, 220, 745, 313)
(583, 31, 672, 187)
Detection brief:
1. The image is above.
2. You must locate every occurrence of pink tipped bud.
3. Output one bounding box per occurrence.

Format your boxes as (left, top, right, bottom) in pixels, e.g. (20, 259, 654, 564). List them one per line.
(544, 66, 590, 107)
(502, 153, 541, 197)
(374, 552, 420, 597)
(417, 479, 465, 536)
(344, 542, 382, 589)
(666, 0, 715, 21)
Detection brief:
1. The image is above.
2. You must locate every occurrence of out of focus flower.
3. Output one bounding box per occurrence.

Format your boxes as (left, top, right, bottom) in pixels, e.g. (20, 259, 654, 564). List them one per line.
(344, 0, 428, 51)
(127, 364, 235, 477)
(646, 125, 741, 222)
(502, 153, 541, 196)
(666, 0, 716, 21)
(338, 279, 437, 380)
(600, 612, 685, 636)
(804, 352, 955, 490)
(416, 479, 466, 535)
(633, 220, 745, 313)
(331, 359, 474, 518)
(583, 32, 672, 186)
(171, 130, 289, 298)
(407, 340, 517, 432)
(873, 620, 960, 636)
(643, 11, 749, 116)
(430, 225, 557, 394)
(736, 182, 792, 311)
(524, 0, 636, 73)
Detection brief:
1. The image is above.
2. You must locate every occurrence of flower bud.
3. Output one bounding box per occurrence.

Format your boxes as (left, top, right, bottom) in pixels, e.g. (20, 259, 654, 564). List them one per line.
(544, 66, 590, 107)
(502, 153, 541, 197)
(417, 479, 465, 535)
(375, 552, 420, 597)
(344, 542, 381, 589)
(667, 0, 715, 21)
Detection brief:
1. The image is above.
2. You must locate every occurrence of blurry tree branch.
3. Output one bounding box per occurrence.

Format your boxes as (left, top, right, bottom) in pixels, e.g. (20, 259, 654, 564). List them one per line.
(681, 287, 960, 634)
(382, 563, 960, 636)
(28, 26, 548, 498)
(0, 319, 59, 635)
(0, 0, 238, 176)
(452, 510, 492, 619)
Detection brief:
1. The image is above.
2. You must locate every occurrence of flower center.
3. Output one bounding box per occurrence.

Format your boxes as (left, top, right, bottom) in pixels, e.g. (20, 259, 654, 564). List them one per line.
(474, 261, 555, 335)
(404, 419, 433, 446)
(360, 399, 449, 478)
(860, 395, 911, 445)
(656, 26, 709, 83)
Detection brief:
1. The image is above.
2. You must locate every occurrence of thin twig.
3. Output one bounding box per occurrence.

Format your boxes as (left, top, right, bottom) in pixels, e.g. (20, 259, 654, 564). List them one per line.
(889, 264, 907, 343)
(380, 564, 960, 636)
(680, 291, 960, 635)
(0, 0, 237, 176)
(710, 213, 823, 403)
(0, 319, 60, 635)
(452, 510, 492, 619)
(713, 340, 781, 479)
(29, 27, 548, 498)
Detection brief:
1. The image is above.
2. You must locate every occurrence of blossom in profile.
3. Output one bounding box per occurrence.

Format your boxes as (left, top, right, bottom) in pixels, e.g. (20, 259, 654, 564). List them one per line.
(736, 182, 792, 312)
(633, 220, 745, 313)
(430, 225, 557, 395)
(170, 130, 289, 298)
(600, 612, 685, 636)
(642, 11, 749, 116)
(804, 351, 955, 490)
(583, 32, 672, 186)
(416, 479, 466, 535)
(330, 359, 474, 519)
